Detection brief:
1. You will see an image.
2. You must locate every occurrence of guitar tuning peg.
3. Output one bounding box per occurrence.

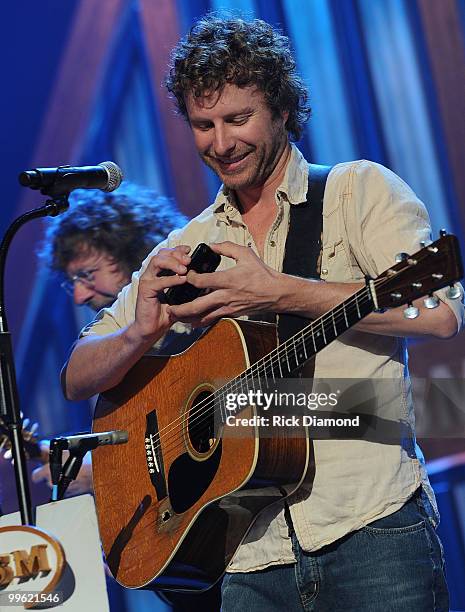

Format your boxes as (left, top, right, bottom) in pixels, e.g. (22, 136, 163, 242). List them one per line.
(420, 239, 432, 248)
(403, 303, 419, 319)
(395, 252, 409, 263)
(446, 284, 462, 300)
(22, 418, 30, 429)
(423, 295, 439, 309)
(439, 229, 448, 237)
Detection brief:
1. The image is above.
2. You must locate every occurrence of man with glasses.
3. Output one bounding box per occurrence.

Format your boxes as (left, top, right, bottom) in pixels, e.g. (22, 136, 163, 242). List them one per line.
(28, 182, 209, 610)
(30, 181, 187, 495)
(43, 181, 187, 311)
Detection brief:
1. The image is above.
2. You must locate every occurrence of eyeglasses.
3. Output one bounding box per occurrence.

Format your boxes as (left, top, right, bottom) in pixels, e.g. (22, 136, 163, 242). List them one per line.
(60, 269, 98, 296)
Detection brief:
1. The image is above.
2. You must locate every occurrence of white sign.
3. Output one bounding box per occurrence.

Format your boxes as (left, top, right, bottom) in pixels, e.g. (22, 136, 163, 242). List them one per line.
(0, 495, 109, 611)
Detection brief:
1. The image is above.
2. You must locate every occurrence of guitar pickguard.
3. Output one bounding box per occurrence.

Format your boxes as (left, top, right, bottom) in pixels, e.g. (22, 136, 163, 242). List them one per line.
(168, 442, 222, 514)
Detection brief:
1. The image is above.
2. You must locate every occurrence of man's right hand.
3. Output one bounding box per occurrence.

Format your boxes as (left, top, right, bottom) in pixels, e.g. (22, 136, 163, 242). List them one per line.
(128, 245, 191, 343)
(64, 245, 192, 401)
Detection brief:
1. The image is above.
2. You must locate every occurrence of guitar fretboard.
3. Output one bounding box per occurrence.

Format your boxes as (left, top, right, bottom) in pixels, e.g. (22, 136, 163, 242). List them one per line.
(215, 285, 374, 422)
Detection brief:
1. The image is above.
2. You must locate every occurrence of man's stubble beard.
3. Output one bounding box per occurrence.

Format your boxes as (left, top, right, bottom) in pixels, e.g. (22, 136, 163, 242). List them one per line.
(200, 122, 289, 191)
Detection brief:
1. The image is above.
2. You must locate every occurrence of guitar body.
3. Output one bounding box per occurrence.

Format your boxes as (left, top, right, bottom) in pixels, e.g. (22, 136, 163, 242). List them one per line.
(92, 318, 310, 590)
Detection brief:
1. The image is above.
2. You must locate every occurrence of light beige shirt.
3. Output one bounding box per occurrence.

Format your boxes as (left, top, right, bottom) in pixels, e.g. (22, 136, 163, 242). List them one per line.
(82, 145, 464, 572)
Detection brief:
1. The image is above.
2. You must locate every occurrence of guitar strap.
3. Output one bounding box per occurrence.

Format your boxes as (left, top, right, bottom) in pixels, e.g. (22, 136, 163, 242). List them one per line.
(279, 164, 332, 531)
(278, 163, 333, 346)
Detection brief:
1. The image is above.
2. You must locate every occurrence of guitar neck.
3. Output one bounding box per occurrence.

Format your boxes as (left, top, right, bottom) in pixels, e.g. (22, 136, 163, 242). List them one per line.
(269, 285, 374, 377)
(217, 284, 374, 421)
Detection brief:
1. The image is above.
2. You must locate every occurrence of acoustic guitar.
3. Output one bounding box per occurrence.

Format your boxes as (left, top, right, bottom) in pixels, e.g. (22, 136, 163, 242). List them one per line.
(92, 233, 463, 591)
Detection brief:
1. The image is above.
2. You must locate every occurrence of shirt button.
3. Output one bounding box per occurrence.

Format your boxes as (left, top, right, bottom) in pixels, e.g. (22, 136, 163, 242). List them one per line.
(321, 268, 328, 275)
(247, 242, 252, 247)
(270, 241, 276, 247)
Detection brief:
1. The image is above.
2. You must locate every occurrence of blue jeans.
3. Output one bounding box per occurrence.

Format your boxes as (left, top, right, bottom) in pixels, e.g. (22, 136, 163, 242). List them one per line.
(221, 489, 449, 611)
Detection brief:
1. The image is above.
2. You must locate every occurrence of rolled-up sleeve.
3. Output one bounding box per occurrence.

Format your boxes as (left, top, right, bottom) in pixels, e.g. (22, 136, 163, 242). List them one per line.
(345, 160, 464, 334)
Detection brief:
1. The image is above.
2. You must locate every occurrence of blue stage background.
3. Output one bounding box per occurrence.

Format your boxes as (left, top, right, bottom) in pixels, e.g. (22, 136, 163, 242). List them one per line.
(1, 1, 465, 609)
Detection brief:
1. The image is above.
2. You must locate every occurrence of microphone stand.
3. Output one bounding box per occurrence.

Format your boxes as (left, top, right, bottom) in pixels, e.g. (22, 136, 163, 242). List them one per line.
(56, 447, 87, 501)
(49, 436, 89, 501)
(0, 195, 70, 525)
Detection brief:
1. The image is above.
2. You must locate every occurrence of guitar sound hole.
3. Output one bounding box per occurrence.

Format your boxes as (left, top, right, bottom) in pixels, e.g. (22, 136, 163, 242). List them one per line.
(188, 391, 217, 454)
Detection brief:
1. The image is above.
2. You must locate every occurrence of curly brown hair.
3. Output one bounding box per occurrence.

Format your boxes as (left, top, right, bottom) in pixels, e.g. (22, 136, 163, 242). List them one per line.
(165, 14, 311, 141)
(38, 182, 187, 278)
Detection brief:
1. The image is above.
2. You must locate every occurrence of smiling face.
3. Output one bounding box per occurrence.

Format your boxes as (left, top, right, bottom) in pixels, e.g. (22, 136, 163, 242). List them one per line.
(186, 84, 290, 193)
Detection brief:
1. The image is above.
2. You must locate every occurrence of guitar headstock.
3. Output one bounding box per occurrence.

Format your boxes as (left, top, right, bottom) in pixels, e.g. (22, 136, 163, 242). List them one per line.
(373, 233, 463, 313)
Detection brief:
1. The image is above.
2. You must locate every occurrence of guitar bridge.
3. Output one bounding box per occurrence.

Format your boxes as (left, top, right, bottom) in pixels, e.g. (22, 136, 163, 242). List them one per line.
(145, 410, 167, 500)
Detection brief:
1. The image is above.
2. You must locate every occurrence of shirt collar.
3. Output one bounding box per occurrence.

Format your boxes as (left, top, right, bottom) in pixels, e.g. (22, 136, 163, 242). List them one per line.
(212, 144, 309, 220)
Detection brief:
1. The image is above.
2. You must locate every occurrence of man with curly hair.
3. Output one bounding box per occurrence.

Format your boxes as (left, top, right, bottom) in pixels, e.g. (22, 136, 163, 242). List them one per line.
(65, 14, 463, 611)
(31, 182, 187, 496)
(40, 181, 187, 311)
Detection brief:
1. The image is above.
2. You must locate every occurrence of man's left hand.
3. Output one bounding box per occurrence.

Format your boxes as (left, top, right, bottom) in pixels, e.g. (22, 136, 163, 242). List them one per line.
(168, 242, 281, 327)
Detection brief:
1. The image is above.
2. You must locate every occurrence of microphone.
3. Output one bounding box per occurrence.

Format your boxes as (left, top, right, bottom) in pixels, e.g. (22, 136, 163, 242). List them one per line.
(53, 430, 129, 452)
(18, 161, 123, 197)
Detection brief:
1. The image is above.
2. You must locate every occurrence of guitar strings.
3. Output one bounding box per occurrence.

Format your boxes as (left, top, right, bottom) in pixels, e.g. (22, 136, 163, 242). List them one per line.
(148, 282, 380, 458)
(150, 256, 435, 459)
(152, 284, 377, 455)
